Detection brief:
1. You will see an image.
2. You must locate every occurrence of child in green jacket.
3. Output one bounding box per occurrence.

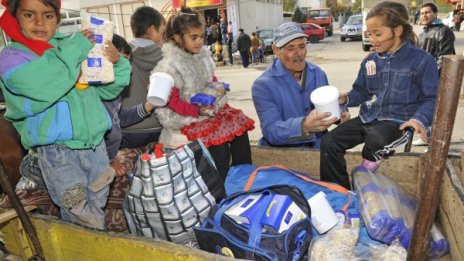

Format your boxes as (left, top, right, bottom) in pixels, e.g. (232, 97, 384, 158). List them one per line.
(0, 0, 130, 229)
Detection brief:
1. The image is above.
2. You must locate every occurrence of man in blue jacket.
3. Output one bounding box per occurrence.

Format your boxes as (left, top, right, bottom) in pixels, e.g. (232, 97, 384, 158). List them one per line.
(252, 22, 347, 148)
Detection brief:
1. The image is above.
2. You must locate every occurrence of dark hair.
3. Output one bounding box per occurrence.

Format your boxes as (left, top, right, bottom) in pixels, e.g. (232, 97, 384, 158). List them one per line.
(112, 34, 132, 57)
(9, 0, 61, 23)
(165, 7, 204, 42)
(366, 1, 416, 45)
(420, 3, 438, 13)
(131, 6, 166, 38)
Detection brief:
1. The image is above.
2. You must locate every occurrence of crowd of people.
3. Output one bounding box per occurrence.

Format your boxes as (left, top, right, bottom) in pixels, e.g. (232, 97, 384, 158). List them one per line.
(0, 0, 455, 239)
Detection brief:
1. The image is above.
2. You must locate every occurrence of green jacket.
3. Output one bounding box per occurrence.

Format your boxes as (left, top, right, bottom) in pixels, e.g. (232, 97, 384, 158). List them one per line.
(0, 32, 130, 149)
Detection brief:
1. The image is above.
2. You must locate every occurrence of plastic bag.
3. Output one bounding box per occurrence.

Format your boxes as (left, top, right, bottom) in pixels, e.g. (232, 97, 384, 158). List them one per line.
(190, 81, 230, 107)
(308, 224, 360, 261)
(353, 167, 449, 259)
(79, 13, 115, 85)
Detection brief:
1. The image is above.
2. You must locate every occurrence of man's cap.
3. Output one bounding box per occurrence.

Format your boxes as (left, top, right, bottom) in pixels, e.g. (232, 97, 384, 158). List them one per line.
(273, 22, 307, 48)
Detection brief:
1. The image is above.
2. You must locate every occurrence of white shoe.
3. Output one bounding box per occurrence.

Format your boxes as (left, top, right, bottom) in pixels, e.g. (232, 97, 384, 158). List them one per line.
(412, 138, 428, 146)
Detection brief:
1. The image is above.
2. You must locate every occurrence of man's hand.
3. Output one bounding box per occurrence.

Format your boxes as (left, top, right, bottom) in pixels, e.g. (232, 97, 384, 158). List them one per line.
(303, 110, 338, 133)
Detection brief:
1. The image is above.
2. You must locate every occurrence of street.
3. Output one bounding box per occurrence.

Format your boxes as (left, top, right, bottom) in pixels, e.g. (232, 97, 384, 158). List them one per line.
(216, 26, 464, 153)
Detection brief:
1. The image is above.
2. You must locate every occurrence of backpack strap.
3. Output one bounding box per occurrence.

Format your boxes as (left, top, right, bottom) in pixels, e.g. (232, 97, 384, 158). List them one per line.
(243, 164, 352, 212)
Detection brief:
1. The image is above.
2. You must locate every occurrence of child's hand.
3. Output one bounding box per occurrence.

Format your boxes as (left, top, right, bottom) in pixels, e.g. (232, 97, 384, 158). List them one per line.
(339, 92, 349, 104)
(104, 41, 120, 64)
(198, 106, 214, 116)
(400, 120, 426, 141)
(81, 29, 97, 43)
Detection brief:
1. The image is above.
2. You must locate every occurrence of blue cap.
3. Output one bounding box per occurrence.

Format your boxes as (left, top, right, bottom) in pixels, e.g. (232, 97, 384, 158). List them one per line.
(273, 22, 307, 48)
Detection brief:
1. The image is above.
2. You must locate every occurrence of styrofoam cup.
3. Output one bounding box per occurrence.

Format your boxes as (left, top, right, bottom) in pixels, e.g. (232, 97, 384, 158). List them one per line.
(310, 85, 340, 120)
(307, 191, 338, 234)
(147, 72, 174, 106)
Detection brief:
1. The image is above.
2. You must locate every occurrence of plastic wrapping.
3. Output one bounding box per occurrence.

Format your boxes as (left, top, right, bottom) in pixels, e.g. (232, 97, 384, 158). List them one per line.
(308, 226, 360, 261)
(190, 81, 230, 108)
(353, 166, 450, 259)
(79, 13, 115, 85)
(309, 228, 408, 261)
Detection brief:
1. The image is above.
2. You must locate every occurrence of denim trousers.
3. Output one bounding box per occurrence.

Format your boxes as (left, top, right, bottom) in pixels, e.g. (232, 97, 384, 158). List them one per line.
(36, 142, 110, 229)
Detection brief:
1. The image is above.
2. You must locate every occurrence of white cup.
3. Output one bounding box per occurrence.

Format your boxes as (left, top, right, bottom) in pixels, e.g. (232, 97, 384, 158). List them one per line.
(307, 191, 338, 234)
(147, 72, 174, 106)
(310, 85, 340, 120)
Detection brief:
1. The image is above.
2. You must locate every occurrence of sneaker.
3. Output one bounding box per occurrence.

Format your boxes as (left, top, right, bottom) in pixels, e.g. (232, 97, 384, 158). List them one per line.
(412, 138, 428, 146)
(361, 159, 382, 171)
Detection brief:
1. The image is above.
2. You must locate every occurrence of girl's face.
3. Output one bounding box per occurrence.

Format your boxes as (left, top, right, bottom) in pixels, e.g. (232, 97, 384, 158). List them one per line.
(366, 16, 403, 54)
(16, 0, 58, 42)
(175, 26, 204, 54)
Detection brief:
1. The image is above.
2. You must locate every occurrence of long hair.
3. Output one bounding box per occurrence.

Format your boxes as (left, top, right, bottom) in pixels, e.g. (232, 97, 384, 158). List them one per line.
(165, 7, 204, 43)
(366, 1, 416, 45)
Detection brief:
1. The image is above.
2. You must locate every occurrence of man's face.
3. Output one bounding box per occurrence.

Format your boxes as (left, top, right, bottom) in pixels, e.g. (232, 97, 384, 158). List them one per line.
(273, 37, 307, 74)
(420, 6, 437, 26)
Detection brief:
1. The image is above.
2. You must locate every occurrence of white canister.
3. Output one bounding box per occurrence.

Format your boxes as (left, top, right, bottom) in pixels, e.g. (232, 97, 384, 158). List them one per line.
(307, 191, 338, 234)
(310, 85, 340, 120)
(147, 72, 175, 106)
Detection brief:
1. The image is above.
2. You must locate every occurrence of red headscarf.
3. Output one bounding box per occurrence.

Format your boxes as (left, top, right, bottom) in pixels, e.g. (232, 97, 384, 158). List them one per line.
(0, 0, 61, 55)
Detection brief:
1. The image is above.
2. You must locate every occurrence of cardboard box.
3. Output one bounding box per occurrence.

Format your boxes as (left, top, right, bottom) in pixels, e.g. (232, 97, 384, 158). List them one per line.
(261, 194, 306, 234)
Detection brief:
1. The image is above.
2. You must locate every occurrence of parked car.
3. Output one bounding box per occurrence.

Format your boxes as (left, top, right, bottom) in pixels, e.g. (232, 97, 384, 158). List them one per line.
(442, 11, 455, 29)
(340, 14, 363, 42)
(299, 23, 325, 43)
(256, 29, 274, 54)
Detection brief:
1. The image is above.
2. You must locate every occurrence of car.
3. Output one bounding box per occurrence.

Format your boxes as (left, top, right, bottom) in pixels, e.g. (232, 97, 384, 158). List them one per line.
(256, 29, 274, 54)
(299, 23, 325, 43)
(340, 14, 363, 42)
(442, 11, 455, 29)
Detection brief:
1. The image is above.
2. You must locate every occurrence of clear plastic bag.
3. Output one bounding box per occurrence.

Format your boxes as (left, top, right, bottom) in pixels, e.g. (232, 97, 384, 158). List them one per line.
(79, 13, 115, 85)
(308, 226, 360, 261)
(353, 168, 449, 259)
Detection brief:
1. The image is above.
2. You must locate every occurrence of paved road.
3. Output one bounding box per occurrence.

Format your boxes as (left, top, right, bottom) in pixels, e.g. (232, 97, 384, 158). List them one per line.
(216, 26, 464, 154)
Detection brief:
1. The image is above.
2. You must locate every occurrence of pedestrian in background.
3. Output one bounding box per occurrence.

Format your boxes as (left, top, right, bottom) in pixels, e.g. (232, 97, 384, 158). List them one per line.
(250, 32, 260, 65)
(227, 33, 234, 65)
(237, 28, 251, 68)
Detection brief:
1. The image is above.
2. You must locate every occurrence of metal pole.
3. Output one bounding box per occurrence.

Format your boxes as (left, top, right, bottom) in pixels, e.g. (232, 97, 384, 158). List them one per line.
(0, 160, 44, 260)
(407, 55, 464, 261)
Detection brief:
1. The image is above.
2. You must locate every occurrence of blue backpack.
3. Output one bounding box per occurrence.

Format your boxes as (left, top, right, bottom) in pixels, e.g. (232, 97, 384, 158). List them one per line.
(193, 185, 312, 261)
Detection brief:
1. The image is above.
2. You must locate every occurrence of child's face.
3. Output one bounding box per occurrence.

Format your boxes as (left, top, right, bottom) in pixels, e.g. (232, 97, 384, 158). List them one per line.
(16, 0, 58, 42)
(149, 23, 166, 46)
(366, 16, 402, 54)
(177, 26, 204, 54)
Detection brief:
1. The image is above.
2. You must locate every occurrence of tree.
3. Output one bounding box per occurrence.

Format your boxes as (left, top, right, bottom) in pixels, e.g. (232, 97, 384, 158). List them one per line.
(292, 6, 307, 23)
(283, 0, 298, 12)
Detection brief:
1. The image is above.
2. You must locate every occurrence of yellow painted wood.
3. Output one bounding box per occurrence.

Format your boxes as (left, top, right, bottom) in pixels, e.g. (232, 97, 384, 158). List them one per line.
(1, 215, 232, 260)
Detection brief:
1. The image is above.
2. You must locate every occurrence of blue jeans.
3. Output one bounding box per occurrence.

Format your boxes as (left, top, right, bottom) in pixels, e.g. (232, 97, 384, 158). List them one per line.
(36, 142, 110, 229)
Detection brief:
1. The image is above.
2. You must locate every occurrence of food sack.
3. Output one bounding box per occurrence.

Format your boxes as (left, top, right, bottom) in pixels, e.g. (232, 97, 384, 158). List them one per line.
(352, 166, 450, 259)
(79, 13, 115, 84)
